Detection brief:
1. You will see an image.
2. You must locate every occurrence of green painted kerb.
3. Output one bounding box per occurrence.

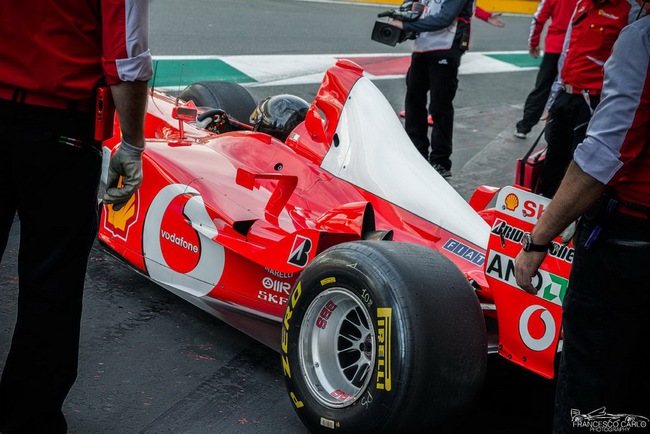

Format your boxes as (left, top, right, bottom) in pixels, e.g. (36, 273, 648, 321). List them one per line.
(151, 59, 256, 88)
(486, 53, 542, 68)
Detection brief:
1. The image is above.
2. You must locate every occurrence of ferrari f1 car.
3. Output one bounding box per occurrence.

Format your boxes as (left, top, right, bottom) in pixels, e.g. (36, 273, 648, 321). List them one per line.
(98, 59, 572, 433)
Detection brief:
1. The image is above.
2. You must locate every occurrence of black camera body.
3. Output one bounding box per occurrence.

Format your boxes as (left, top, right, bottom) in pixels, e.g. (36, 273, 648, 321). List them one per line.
(370, 1, 423, 47)
(371, 21, 405, 47)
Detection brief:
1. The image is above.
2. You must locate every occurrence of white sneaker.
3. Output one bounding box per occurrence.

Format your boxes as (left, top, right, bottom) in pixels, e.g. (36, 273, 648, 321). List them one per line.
(514, 131, 527, 139)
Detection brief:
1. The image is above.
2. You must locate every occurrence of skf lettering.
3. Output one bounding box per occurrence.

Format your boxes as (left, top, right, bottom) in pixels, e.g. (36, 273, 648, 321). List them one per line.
(443, 238, 485, 266)
(257, 290, 288, 306)
(376, 308, 392, 392)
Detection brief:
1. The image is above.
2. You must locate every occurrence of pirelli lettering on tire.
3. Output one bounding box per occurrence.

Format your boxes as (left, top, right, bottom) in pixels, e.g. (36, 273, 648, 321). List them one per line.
(320, 276, 336, 286)
(283, 282, 304, 409)
(282, 282, 303, 379)
(376, 307, 392, 392)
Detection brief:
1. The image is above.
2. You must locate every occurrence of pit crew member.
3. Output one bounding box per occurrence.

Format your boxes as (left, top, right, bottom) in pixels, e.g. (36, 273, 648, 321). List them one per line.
(515, 0, 579, 139)
(538, 0, 642, 198)
(0, 1, 153, 432)
(515, 14, 650, 432)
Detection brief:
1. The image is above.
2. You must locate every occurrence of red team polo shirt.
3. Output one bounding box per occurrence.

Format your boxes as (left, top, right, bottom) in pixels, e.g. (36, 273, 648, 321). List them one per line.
(529, 0, 579, 54)
(0, 0, 153, 103)
(559, 0, 640, 92)
(574, 17, 650, 209)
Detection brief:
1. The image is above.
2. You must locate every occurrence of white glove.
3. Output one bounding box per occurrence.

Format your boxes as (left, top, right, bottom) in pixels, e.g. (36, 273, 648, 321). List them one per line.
(102, 140, 144, 211)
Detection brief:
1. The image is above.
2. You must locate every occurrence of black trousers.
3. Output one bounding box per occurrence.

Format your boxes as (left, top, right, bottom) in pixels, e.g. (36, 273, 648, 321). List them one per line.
(0, 100, 102, 433)
(539, 91, 600, 198)
(553, 210, 650, 433)
(404, 50, 462, 170)
(516, 52, 560, 134)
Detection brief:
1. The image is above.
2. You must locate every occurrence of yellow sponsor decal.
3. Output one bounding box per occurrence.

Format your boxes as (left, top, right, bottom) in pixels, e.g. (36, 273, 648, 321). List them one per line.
(283, 282, 302, 330)
(320, 277, 336, 286)
(290, 392, 304, 409)
(281, 354, 291, 379)
(376, 307, 392, 391)
(281, 282, 303, 380)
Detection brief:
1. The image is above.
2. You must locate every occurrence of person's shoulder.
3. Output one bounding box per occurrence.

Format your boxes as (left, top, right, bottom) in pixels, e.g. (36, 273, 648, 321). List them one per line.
(629, 15, 650, 33)
(620, 16, 650, 45)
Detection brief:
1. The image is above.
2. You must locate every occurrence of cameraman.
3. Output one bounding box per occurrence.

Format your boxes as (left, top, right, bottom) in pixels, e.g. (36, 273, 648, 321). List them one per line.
(390, 0, 474, 178)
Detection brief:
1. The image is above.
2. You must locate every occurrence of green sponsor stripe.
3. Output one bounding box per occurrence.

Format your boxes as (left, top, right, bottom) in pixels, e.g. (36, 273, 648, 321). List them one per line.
(486, 53, 543, 69)
(152, 59, 256, 87)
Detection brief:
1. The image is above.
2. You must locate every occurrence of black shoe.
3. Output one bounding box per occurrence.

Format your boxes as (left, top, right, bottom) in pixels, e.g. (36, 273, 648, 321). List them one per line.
(431, 163, 452, 178)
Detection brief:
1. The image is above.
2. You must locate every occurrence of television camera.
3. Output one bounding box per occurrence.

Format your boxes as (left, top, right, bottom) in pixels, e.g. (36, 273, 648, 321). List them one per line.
(371, 1, 424, 47)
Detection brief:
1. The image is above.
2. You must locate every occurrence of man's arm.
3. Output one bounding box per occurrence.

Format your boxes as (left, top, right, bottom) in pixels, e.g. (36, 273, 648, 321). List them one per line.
(102, 80, 149, 210)
(110, 80, 149, 149)
(529, 0, 552, 52)
(514, 162, 606, 294)
(101, 0, 153, 210)
(402, 0, 468, 33)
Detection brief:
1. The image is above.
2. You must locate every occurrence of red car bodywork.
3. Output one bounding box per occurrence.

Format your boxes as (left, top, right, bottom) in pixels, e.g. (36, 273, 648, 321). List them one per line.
(98, 60, 570, 381)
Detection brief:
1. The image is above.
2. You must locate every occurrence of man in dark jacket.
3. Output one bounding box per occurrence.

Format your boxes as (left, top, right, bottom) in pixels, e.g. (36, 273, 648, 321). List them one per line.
(391, 0, 474, 178)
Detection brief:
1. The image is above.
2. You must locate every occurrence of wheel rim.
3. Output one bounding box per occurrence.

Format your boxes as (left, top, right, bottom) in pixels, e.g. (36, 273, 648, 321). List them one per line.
(299, 288, 375, 408)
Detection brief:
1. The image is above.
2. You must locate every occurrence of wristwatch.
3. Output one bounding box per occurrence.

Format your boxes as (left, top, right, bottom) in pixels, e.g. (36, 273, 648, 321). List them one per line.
(521, 233, 551, 252)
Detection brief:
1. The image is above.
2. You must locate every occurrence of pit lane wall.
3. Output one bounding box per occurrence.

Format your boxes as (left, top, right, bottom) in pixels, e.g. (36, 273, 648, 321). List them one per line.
(355, 0, 539, 15)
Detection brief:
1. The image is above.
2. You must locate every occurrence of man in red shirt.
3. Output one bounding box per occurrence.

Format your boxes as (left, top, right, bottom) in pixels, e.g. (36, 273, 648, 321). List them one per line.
(538, 0, 642, 198)
(0, 1, 152, 432)
(515, 13, 650, 432)
(515, 0, 579, 139)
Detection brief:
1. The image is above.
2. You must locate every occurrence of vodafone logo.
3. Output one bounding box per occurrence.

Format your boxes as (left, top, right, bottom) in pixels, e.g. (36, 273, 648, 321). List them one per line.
(519, 305, 556, 352)
(161, 230, 199, 254)
(159, 194, 201, 274)
(143, 184, 225, 297)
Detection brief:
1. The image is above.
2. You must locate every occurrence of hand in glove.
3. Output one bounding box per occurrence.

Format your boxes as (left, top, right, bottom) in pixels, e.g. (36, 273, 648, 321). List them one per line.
(103, 140, 144, 211)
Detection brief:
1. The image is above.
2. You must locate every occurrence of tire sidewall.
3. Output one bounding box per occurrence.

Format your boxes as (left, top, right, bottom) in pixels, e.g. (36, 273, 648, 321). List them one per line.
(281, 249, 408, 433)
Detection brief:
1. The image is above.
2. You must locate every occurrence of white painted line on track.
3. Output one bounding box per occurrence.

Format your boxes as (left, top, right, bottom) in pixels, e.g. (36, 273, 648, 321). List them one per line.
(154, 51, 535, 91)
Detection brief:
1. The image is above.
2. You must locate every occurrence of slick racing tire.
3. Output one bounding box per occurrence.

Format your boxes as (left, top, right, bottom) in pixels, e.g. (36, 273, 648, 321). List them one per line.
(281, 241, 487, 433)
(179, 81, 257, 126)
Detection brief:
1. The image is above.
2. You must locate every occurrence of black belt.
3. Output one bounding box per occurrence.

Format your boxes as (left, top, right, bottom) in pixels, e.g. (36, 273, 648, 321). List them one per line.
(0, 85, 94, 112)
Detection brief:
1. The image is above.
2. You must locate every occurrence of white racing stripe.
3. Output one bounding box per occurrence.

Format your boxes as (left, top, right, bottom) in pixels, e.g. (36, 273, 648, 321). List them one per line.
(154, 51, 535, 90)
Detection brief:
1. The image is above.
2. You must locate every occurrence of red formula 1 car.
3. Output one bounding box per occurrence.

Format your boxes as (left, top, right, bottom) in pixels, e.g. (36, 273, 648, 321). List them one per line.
(98, 60, 572, 433)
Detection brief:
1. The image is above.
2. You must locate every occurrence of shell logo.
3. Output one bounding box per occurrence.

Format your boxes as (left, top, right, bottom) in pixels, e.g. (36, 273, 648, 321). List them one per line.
(502, 193, 519, 212)
(104, 192, 139, 241)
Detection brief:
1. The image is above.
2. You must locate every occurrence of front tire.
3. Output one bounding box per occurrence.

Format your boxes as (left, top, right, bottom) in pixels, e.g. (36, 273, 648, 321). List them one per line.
(282, 241, 487, 433)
